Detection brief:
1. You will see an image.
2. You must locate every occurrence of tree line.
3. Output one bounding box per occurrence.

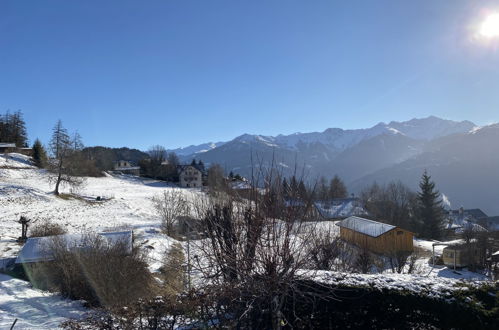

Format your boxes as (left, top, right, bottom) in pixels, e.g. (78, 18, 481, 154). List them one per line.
(0, 110, 28, 147)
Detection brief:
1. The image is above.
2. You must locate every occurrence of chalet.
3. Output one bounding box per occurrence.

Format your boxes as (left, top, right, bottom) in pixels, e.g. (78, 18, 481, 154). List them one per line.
(15, 230, 133, 265)
(336, 216, 413, 254)
(0, 143, 33, 156)
(178, 165, 203, 188)
(113, 160, 140, 176)
(0, 143, 16, 153)
(314, 197, 368, 220)
(442, 242, 481, 269)
(444, 207, 488, 237)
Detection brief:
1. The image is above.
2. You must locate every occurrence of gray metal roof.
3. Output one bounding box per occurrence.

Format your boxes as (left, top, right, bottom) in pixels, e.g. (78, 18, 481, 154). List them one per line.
(16, 230, 133, 264)
(315, 198, 367, 219)
(336, 216, 396, 238)
(0, 143, 16, 148)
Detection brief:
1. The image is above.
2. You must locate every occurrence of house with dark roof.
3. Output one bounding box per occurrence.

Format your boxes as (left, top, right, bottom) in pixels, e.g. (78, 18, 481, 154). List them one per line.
(314, 197, 368, 220)
(444, 207, 489, 237)
(336, 216, 413, 254)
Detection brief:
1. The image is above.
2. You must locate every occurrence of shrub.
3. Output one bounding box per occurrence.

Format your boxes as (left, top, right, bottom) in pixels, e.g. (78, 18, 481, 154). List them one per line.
(28, 233, 155, 309)
(29, 220, 67, 237)
(159, 243, 186, 295)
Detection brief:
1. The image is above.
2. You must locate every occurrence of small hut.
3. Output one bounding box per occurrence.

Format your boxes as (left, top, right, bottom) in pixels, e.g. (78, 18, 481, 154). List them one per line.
(336, 216, 413, 254)
(442, 243, 481, 269)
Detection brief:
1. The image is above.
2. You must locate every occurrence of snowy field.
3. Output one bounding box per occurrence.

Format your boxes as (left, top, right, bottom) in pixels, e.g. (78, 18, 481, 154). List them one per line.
(0, 154, 198, 262)
(0, 154, 195, 327)
(0, 153, 492, 328)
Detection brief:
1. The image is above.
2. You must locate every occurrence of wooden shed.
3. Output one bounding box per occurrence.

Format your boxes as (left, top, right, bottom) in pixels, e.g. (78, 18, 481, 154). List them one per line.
(336, 216, 413, 254)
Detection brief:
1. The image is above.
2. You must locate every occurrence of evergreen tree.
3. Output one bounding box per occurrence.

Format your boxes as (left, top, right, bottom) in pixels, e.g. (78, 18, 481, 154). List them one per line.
(282, 178, 290, 199)
(317, 176, 329, 201)
(416, 170, 445, 240)
(0, 110, 28, 146)
(298, 180, 308, 200)
(191, 159, 197, 166)
(32, 138, 47, 168)
(329, 175, 347, 199)
(197, 159, 205, 172)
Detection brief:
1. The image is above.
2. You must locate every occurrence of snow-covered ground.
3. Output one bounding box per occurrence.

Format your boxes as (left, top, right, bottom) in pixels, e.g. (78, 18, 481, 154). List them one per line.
(0, 154, 198, 327)
(0, 153, 493, 328)
(0, 154, 198, 261)
(0, 274, 86, 329)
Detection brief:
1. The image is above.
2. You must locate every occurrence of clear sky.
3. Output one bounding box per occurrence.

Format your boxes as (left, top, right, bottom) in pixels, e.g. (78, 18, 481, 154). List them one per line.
(1, 0, 499, 150)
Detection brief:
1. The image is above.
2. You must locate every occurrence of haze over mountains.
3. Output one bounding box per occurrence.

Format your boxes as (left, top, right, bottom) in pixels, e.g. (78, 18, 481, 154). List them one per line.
(167, 116, 499, 215)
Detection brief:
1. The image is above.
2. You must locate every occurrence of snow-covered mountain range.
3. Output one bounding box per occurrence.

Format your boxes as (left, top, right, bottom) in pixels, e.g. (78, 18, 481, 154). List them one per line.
(170, 116, 475, 157)
(166, 116, 499, 214)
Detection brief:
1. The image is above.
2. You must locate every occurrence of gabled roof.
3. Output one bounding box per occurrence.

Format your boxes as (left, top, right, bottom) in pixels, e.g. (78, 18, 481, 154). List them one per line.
(315, 198, 367, 219)
(177, 164, 203, 174)
(16, 230, 133, 264)
(336, 216, 397, 238)
(445, 208, 488, 220)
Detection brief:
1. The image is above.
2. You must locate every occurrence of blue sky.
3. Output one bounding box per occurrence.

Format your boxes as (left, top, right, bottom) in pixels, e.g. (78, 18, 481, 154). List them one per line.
(1, 0, 499, 150)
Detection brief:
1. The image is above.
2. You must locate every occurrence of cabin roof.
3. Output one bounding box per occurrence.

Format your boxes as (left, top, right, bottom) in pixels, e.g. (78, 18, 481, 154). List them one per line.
(15, 230, 133, 264)
(314, 198, 367, 219)
(0, 143, 16, 148)
(336, 216, 397, 238)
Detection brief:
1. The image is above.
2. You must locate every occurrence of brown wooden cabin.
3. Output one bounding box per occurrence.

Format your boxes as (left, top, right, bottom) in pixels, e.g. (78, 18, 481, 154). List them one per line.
(336, 216, 413, 254)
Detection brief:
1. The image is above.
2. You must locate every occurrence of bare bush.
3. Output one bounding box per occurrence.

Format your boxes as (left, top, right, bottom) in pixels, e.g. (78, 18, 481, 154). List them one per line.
(308, 229, 343, 270)
(152, 189, 190, 235)
(29, 219, 67, 238)
(189, 165, 334, 329)
(354, 247, 373, 274)
(160, 243, 186, 295)
(27, 233, 155, 309)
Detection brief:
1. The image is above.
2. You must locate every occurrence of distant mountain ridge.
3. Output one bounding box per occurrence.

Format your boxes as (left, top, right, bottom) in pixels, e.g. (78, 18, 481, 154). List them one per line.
(170, 116, 475, 158)
(166, 116, 499, 214)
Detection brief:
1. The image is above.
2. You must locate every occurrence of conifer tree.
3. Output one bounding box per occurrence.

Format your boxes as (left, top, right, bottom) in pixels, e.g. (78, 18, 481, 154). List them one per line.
(416, 170, 445, 239)
(329, 175, 347, 199)
(32, 138, 47, 168)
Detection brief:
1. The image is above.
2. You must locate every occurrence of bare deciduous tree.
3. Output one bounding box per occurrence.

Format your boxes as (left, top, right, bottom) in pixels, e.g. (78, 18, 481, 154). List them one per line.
(48, 120, 85, 195)
(152, 189, 190, 235)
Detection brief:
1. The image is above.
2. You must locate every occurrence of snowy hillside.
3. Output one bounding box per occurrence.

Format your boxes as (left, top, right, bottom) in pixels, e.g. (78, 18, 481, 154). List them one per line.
(0, 154, 200, 263)
(0, 153, 492, 328)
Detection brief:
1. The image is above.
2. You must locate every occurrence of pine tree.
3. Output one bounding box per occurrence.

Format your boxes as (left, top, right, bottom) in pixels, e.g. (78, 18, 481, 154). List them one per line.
(32, 138, 47, 168)
(416, 170, 445, 240)
(282, 178, 290, 199)
(298, 180, 308, 200)
(329, 175, 347, 199)
(317, 176, 329, 201)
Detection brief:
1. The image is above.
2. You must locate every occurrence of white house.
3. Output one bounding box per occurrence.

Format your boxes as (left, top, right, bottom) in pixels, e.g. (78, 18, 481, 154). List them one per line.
(178, 165, 203, 188)
(113, 160, 140, 176)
